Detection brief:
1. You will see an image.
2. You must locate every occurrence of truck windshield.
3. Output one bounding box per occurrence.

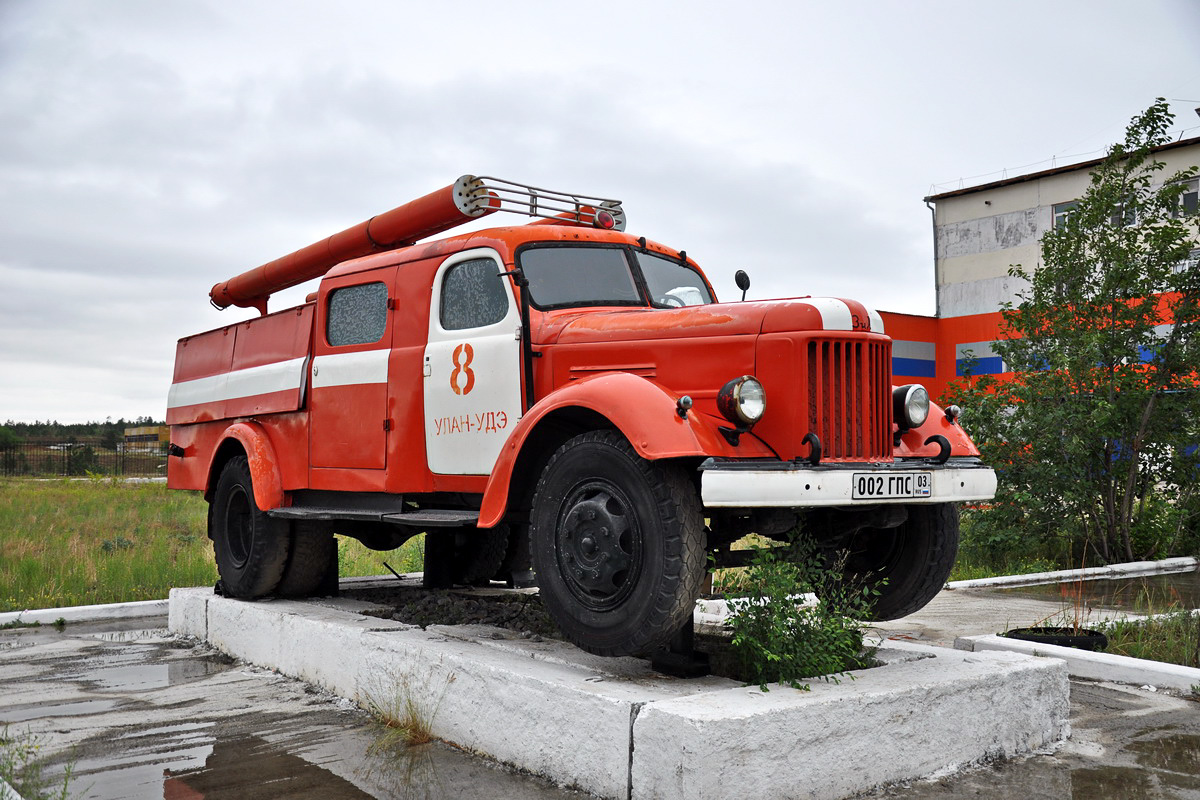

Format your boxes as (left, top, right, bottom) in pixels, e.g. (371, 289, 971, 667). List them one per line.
(519, 244, 715, 310)
(636, 251, 714, 307)
(520, 246, 643, 309)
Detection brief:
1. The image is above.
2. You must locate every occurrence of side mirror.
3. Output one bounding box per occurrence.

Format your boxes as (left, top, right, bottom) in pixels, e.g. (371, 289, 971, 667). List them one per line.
(734, 270, 750, 301)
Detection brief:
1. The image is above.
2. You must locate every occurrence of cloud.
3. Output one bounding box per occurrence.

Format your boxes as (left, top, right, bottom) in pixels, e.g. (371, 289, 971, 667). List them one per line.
(1, 1, 1192, 421)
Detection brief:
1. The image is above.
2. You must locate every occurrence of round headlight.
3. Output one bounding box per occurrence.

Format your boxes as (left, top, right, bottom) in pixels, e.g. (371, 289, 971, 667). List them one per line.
(717, 376, 766, 426)
(893, 384, 930, 429)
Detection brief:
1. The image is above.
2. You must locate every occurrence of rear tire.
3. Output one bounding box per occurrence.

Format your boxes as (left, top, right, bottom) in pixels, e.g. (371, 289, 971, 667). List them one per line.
(529, 431, 705, 657)
(830, 503, 960, 621)
(210, 456, 290, 598)
(277, 521, 337, 597)
(451, 524, 510, 585)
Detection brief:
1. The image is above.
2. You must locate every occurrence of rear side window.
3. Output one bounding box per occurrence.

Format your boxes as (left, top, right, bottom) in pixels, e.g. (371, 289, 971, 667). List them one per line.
(327, 282, 387, 346)
(520, 246, 642, 308)
(440, 258, 510, 330)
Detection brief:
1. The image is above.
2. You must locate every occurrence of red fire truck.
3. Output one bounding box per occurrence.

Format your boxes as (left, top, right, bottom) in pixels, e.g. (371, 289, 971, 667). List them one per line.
(167, 175, 996, 657)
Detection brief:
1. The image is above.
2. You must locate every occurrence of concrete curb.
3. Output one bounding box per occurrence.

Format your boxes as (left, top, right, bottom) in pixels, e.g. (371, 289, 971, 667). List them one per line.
(0, 599, 168, 627)
(0, 776, 24, 800)
(170, 586, 1070, 800)
(955, 633, 1200, 693)
(946, 556, 1197, 590)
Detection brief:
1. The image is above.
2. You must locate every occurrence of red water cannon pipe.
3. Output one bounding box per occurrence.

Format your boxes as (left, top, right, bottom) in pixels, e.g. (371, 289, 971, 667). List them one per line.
(209, 175, 499, 313)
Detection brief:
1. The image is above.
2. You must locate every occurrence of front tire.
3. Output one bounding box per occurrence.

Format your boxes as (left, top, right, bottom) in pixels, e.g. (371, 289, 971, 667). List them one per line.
(831, 503, 960, 621)
(210, 456, 291, 598)
(529, 431, 705, 657)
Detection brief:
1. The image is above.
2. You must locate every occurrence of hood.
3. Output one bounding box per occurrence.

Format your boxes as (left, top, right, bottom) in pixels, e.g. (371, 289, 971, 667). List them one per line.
(538, 297, 883, 345)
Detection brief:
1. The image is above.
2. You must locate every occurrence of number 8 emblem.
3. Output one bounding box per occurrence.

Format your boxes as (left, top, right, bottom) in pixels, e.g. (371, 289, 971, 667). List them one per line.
(450, 343, 476, 395)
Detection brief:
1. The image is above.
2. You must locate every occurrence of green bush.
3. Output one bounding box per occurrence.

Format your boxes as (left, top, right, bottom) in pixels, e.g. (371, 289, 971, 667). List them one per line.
(727, 537, 876, 691)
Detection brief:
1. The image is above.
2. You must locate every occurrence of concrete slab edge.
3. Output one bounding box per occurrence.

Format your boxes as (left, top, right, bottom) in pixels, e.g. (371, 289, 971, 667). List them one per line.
(946, 556, 1197, 590)
(0, 599, 168, 627)
(173, 587, 1071, 800)
(954, 633, 1200, 693)
(0, 776, 25, 800)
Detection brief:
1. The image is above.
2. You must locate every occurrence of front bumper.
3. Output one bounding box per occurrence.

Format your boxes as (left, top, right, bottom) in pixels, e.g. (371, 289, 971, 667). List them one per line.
(699, 457, 997, 508)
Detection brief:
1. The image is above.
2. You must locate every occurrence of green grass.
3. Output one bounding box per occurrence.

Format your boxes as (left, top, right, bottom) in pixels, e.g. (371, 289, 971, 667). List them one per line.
(0, 478, 423, 613)
(1102, 610, 1200, 669)
(947, 554, 1062, 583)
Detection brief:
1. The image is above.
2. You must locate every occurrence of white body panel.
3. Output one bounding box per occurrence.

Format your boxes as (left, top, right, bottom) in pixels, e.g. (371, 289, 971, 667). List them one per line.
(423, 249, 524, 476)
(167, 356, 307, 409)
(311, 349, 389, 388)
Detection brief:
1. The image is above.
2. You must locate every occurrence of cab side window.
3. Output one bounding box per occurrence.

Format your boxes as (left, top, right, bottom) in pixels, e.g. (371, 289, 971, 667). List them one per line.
(440, 258, 510, 330)
(327, 282, 388, 346)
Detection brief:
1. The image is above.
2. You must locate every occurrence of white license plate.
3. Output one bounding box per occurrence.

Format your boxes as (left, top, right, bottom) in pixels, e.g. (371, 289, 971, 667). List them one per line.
(852, 472, 933, 500)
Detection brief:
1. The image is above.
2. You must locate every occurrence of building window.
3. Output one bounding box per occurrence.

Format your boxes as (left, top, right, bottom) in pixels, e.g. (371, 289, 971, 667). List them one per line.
(440, 258, 510, 330)
(327, 282, 387, 346)
(1172, 178, 1199, 217)
(1052, 201, 1078, 228)
(1110, 201, 1137, 228)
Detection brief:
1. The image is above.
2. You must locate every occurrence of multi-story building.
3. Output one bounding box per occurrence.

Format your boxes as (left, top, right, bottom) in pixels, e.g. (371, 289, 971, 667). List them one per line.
(880, 136, 1200, 401)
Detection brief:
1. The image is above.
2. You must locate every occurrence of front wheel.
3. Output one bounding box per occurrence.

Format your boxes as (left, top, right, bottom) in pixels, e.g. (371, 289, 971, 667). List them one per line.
(210, 456, 291, 598)
(529, 431, 706, 657)
(826, 503, 960, 621)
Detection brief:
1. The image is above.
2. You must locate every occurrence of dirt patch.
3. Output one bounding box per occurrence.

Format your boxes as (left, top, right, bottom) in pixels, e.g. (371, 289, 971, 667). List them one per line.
(343, 585, 563, 640)
(343, 583, 772, 682)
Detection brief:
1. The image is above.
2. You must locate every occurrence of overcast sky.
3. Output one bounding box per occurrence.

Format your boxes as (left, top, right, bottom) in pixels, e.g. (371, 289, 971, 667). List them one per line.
(2, 1, 1198, 423)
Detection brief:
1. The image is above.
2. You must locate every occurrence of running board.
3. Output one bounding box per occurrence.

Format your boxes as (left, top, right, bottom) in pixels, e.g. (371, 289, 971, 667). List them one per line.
(268, 507, 479, 527)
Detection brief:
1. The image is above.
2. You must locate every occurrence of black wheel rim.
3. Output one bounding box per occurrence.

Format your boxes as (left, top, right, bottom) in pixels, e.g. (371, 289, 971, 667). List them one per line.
(554, 479, 643, 611)
(223, 485, 253, 568)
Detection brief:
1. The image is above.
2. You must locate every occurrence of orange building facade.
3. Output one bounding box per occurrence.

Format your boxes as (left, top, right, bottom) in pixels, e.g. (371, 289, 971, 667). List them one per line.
(884, 136, 1200, 403)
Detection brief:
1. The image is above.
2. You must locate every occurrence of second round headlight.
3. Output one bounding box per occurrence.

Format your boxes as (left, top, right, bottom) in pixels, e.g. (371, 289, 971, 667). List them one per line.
(717, 376, 766, 426)
(893, 384, 930, 429)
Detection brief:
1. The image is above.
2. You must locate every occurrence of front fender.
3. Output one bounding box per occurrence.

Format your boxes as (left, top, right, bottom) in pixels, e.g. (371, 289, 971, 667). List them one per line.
(895, 398, 982, 459)
(211, 422, 286, 511)
(477, 372, 776, 526)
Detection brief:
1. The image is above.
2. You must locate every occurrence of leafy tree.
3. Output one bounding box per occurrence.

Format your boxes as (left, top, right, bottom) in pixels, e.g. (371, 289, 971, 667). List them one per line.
(947, 99, 1200, 565)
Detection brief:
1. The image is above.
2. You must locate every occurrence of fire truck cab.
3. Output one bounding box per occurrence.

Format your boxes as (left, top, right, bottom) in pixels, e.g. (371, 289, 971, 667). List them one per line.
(167, 175, 996, 657)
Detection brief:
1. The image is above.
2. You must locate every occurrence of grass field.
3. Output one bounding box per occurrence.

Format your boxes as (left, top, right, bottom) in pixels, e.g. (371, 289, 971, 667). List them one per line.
(0, 479, 422, 614)
(0, 478, 1069, 614)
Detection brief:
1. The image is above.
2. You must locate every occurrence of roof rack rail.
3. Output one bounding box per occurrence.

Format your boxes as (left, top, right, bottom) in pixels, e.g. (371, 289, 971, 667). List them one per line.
(469, 175, 625, 231)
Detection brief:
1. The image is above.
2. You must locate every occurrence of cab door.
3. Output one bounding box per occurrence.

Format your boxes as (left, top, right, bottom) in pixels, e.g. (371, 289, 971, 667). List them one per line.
(423, 250, 523, 475)
(310, 268, 396, 469)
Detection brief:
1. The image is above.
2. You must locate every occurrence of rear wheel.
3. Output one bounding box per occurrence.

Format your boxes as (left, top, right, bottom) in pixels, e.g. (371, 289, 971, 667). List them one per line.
(277, 521, 337, 597)
(826, 503, 960, 621)
(529, 431, 705, 657)
(451, 524, 510, 585)
(210, 456, 290, 598)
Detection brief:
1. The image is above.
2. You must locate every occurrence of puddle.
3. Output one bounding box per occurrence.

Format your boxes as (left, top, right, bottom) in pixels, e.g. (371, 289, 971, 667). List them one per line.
(84, 628, 170, 643)
(1129, 733, 1200, 776)
(161, 736, 377, 799)
(0, 698, 122, 723)
(88, 659, 227, 692)
(996, 568, 1200, 611)
(1069, 766, 1156, 799)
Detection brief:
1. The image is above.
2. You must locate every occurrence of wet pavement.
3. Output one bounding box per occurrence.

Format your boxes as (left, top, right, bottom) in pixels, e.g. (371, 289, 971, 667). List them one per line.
(861, 680, 1200, 800)
(0, 619, 583, 799)
(3, 588, 1200, 799)
(994, 567, 1200, 612)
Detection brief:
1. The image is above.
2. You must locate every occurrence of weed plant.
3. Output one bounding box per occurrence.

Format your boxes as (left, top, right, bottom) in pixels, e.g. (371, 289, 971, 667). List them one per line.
(365, 670, 456, 749)
(0, 726, 73, 800)
(727, 537, 877, 691)
(0, 478, 423, 612)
